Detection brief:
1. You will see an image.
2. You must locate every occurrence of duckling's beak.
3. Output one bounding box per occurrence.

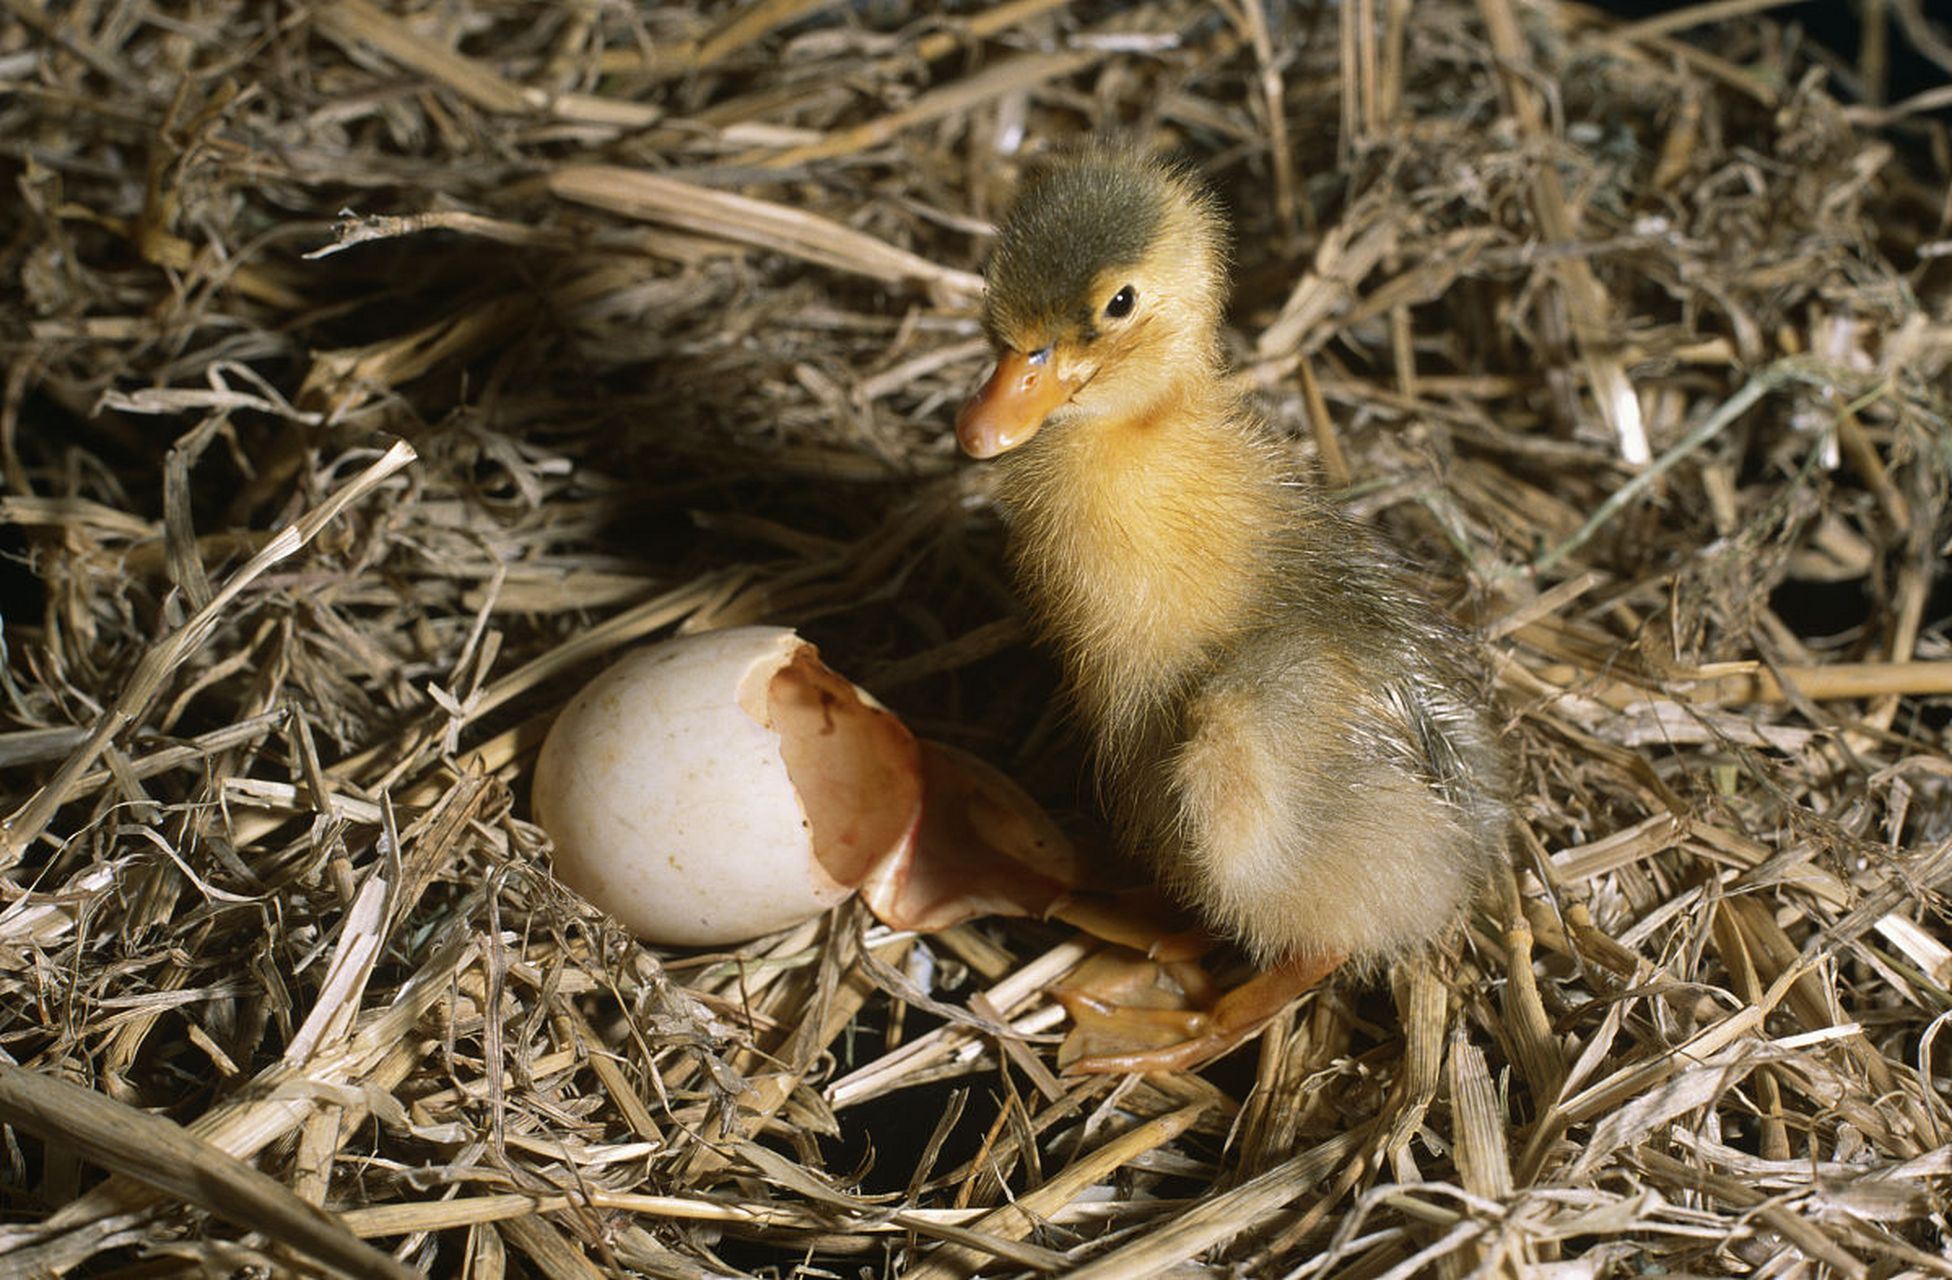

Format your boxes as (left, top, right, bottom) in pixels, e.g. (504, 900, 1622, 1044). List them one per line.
(956, 349, 1080, 459)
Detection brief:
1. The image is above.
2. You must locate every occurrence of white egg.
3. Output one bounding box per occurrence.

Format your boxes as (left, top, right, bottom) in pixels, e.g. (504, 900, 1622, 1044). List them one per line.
(532, 627, 924, 946)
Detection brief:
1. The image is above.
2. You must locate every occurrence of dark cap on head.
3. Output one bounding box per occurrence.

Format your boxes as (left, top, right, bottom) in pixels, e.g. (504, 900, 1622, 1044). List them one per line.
(983, 144, 1218, 348)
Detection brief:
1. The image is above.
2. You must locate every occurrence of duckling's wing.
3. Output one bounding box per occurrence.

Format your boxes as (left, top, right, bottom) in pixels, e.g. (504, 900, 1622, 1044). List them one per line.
(1377, 673, 1483, 807)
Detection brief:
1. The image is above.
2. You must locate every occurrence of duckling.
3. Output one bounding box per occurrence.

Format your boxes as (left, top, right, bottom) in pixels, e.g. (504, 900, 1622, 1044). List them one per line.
(957, 143, 1512, 1072)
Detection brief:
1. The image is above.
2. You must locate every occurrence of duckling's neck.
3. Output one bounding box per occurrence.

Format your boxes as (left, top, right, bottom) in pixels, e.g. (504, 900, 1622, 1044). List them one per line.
(995, 378, 1288, 745)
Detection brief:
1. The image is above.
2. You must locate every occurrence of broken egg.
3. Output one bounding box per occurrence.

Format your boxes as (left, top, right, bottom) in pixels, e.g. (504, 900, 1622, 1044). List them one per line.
(532, 626, 1083, 947)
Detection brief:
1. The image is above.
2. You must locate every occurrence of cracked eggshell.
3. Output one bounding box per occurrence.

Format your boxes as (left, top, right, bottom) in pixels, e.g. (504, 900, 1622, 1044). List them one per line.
(532, 627, 923, 946)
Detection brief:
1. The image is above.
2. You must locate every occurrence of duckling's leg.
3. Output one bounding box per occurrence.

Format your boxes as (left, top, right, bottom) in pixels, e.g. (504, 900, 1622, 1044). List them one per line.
(1045, 889, 1212, 962)
(1054, 951, 1344, 1074)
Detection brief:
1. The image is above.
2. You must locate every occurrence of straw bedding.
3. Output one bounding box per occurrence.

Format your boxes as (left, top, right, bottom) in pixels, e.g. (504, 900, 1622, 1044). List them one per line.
(2, 0, 1950, 1274)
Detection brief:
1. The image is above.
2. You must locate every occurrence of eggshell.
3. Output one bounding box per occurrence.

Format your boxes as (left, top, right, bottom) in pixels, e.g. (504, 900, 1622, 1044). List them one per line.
(533, 627, 923, 946)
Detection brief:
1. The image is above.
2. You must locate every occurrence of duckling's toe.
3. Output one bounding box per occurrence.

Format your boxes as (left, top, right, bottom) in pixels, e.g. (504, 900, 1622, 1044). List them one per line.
(1058, 950, 1345, 1075)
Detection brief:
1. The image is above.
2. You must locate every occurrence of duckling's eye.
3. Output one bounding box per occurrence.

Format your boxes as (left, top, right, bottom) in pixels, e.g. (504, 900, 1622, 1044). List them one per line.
(1104, 285, 1137, 319)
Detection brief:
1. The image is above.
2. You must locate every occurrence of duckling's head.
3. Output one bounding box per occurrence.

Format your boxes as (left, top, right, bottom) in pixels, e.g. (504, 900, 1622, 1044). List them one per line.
(958, 145, 1229, 459)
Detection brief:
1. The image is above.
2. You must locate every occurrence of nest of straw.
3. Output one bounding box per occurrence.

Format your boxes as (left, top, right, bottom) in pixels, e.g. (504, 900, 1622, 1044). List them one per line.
(4, 0, 1951, 1274)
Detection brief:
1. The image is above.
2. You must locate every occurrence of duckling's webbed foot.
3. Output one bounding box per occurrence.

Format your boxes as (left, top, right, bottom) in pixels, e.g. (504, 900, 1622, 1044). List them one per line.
(1054, 950, 1344, 1075)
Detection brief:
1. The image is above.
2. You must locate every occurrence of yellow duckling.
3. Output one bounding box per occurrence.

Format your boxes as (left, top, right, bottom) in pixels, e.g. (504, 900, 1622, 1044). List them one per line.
(957, 143, 1512, 1071)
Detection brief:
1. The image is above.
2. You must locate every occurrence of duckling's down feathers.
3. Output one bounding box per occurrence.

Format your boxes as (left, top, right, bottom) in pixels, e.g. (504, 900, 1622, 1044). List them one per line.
(1123, 495, 1512, 970)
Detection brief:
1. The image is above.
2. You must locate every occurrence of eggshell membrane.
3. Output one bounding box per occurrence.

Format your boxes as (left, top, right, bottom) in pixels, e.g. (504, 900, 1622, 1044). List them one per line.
(533, 627, 922, 946)
(858, 741, 1082, 931)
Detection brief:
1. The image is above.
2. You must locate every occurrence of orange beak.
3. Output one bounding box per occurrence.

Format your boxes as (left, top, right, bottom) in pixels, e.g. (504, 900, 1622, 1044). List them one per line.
(956, 349, 1078, 459)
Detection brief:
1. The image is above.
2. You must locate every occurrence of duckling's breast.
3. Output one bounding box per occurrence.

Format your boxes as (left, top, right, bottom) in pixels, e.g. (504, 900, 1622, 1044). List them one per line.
(992, 403, 1290, 744)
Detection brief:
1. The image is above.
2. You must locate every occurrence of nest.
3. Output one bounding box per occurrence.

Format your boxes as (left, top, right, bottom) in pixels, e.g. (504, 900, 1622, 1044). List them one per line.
(4, 0, 1951, 1274)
